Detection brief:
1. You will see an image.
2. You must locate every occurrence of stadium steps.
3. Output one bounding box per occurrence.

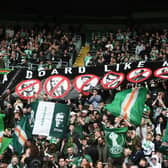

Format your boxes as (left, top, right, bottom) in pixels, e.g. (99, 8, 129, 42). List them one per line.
(73, 45, 90, 67)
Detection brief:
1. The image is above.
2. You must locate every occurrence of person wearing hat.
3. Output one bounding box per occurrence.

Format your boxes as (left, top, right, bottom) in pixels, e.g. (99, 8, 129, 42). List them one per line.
(149, 154, 161, 168)
(81, 109, 90, 124)
(70, 111, 77, 116)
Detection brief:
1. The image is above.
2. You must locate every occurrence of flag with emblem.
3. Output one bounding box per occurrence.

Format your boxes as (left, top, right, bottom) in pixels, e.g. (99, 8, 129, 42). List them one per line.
(104, 126, 128, 158)
(104, 87, 147, 126)
(31, 101, 70, 138)
(12, 115, 32, 154)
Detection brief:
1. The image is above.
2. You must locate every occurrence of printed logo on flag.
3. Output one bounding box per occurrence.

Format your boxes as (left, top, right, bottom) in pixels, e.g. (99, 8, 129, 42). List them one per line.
(55, 112, 65, 128)
(101, 71, 124, 89)
(53, 112, 66, 133)
(73, 74, 99, 95)
(44, 75, 71, 98)
(107, 132, 124, 155)
(154, 67, 168, 79)
(127, 68, 152, 83)
(15, 79, 42, 100)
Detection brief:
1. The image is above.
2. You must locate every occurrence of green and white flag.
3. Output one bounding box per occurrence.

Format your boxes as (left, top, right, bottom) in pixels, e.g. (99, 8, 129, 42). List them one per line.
(32, 101, 70, 138)
(0, 114, 5, 148)
(0, 137, 12, 156)
(0, 131, 3, 149)
(104, 87, 147, 126)
(104, 126, 128, 158)
(12, 115, 32, 154)
(0, 114, 12, 156)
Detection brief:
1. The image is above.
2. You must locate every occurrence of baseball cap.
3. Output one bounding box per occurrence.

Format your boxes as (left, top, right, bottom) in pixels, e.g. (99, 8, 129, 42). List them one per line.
(70, 111, 76, 116)
(82, 110, 88, 114)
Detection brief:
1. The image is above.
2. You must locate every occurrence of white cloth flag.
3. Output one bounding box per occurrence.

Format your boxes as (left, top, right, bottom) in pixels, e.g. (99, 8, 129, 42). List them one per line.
(32, 101, 70, 138)
(33, 101, 55, 136)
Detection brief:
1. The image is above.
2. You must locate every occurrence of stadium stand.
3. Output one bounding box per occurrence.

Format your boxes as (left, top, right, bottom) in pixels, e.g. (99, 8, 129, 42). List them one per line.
(1, 9, 168, 167)
(84, 28, 168, 66)
(0, 24, 81, 70)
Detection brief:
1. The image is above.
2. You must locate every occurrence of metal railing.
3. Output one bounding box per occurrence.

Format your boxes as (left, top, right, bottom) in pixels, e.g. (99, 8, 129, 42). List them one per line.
(8, 61, 69, 70)
(72, 34, 82, 64)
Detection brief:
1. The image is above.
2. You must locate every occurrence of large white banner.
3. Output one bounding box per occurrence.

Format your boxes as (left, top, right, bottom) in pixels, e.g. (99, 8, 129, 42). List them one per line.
(32, 101, 55, 136)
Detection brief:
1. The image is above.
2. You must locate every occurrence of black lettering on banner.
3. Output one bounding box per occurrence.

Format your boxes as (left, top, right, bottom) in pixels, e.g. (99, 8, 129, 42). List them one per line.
(4, 61, 168, 100)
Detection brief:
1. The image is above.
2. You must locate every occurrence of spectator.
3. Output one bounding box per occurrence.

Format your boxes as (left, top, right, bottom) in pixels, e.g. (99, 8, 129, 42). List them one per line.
(88, 89, 102, 109)
(135, 41, 145, 60)
(141, 132, 155, 161)
(65, 146, 76, 167)
(58, 157, 68, 168)
(7, 155, 20, 168)
(122, 147, 133, 168)
(80, 158, 91, 168)
(84, 52, 92, 66)
(130, 143, 144, 165)
(72, 150, 94, 168)
(1, 25, 168, 168)
(138, 157, 149, 167)
(22, 144, 43, 168)
(153, 134, 162, 152)
(149, 154, 162, 168)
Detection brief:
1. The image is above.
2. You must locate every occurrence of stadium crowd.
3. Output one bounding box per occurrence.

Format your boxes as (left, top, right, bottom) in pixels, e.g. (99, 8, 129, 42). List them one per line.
(0, 24, 77, 70)
(0, 25, 168, 168)
(84, 28, 168, 66)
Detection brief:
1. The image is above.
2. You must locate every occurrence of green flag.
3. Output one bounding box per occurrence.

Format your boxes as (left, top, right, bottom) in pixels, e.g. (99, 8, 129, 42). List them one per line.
(12, 116, 32, 154)
(0, 137, 12, 156)
(31, 101, 70, 138)
(0, 114, 12, 156)
(0, 114, 5, 131)
(104, 87, 147, 126)
(104, 126, 128, 158)
(0, 114, 5, 149)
